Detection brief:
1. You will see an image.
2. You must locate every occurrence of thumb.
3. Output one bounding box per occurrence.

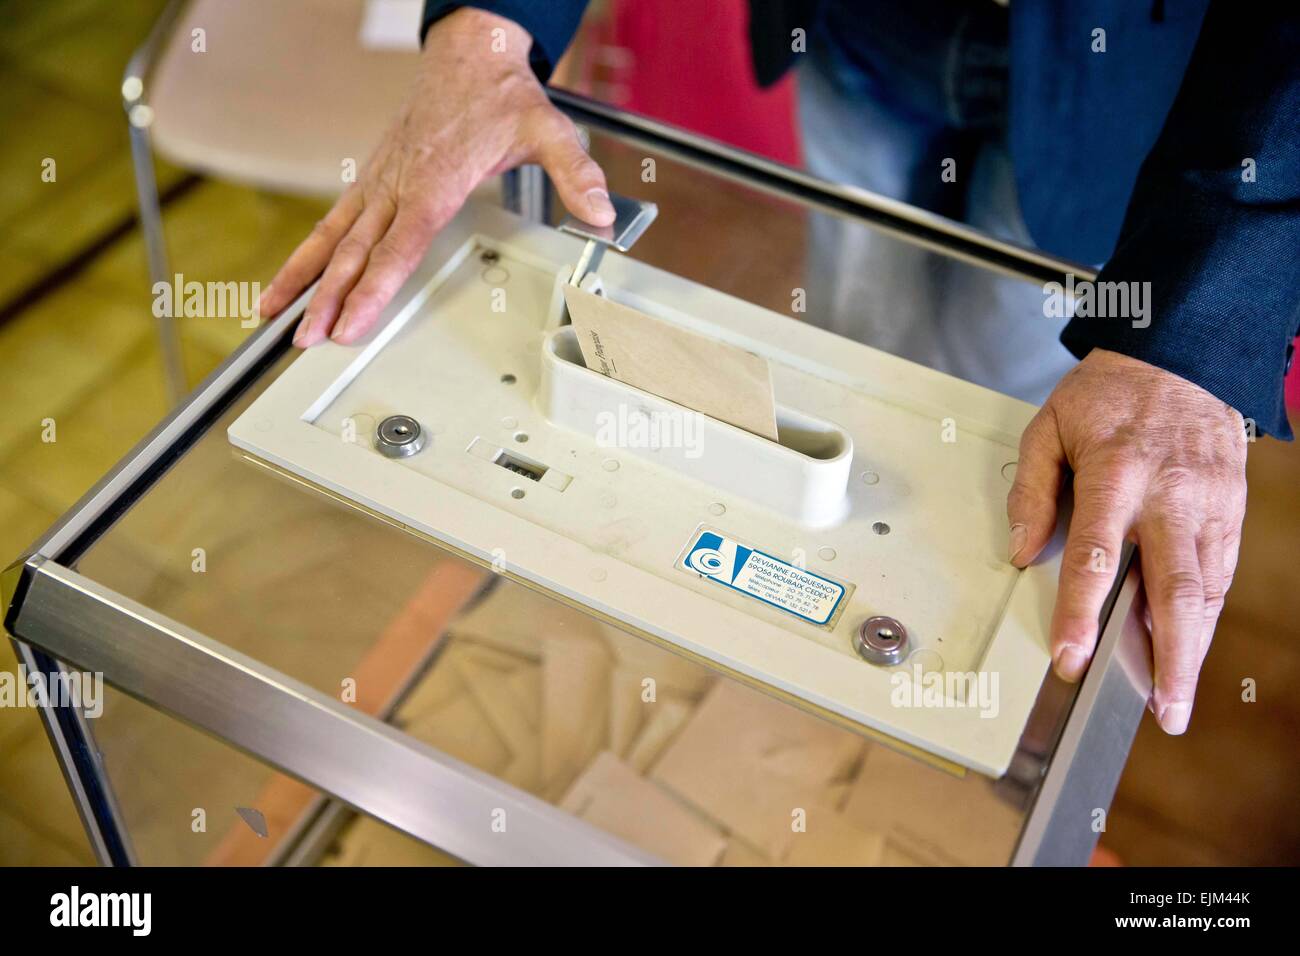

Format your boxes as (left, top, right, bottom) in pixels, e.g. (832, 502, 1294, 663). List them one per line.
(1007, 407, 1066, 567)
(535, 113, 616, 226)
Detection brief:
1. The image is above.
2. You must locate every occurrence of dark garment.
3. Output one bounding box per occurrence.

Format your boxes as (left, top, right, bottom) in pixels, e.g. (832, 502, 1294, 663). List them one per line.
(1060, 2, 1300, 440)
(424, 0, 1299, 437)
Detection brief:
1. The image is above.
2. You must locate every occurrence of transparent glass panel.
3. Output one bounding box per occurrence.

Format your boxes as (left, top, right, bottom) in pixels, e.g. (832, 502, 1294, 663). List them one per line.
(578, 137, 1059, 405)
(86, 685, 327, 866)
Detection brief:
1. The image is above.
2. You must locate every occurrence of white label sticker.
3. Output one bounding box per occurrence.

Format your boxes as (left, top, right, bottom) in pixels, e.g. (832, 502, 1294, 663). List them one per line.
(678, 528, 849, 627)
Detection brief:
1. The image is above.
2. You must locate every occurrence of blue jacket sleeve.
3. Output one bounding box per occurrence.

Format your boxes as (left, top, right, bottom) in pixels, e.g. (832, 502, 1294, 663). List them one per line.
(422, 2, 591, 82)
(1060, 1, 1300, 439)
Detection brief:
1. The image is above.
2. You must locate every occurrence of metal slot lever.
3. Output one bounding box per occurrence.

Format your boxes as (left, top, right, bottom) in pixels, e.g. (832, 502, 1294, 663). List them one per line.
(558, 194, 658, 314)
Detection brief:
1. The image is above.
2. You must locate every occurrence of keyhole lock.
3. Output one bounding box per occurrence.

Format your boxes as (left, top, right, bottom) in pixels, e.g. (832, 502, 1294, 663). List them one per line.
(375, 415, 426, 458)
(854, 616, 909, 666)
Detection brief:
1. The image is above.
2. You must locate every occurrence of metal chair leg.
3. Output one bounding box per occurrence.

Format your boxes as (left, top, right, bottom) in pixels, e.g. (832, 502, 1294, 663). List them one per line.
(123, 0, 190, 405)
(124, 102, 187, 405)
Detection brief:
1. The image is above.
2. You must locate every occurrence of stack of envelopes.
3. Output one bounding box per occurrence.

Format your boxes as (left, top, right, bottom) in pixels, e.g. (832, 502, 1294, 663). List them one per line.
(363, 583, 1025, 866)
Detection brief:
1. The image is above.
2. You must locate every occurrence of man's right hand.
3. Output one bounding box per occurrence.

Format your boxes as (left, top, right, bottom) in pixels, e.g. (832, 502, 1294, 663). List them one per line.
(259, 9, 615, 347)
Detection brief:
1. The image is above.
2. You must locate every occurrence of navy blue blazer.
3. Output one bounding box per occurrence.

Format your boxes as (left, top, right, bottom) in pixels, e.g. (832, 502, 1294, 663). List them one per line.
(424, 1, 1299, 437)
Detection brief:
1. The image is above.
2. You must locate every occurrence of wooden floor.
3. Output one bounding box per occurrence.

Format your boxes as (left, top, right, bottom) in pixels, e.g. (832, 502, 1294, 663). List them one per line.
(0, 0, 1296, 866)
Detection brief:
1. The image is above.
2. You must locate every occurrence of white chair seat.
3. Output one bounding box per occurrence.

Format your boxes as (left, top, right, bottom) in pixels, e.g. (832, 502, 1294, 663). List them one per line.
(149, 0, 421, 196)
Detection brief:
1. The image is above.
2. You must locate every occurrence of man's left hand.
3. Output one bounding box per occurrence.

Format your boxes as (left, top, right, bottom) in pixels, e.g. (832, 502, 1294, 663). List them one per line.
(1006, 348, 1248, 735)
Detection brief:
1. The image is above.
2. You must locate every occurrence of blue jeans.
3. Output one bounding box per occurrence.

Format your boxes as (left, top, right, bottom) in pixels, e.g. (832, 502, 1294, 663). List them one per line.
(798, 0, 1077, 404)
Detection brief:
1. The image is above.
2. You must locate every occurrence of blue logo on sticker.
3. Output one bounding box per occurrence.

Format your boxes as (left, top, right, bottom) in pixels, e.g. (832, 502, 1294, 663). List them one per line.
(684, 531, 752, 584)
(681, 529, 847, 626)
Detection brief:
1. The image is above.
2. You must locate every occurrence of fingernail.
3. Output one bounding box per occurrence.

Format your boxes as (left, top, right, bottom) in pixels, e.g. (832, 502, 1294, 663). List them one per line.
(1053, 643, 1089, 682)
(1008, 523, 1028, 562)
(1157, 700, 1192, 735)
(293, 315, 312, 347)
(330, 313, 350, 341)
(585, 187, 615, 221)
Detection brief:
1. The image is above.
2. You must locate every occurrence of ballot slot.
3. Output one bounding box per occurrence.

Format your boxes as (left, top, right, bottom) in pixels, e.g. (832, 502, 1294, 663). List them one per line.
(545, 326, 848, 461)
(539, 325, 853, 527)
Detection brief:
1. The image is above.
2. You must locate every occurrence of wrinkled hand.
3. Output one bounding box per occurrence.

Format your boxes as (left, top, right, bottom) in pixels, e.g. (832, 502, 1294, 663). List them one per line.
(258, 9, 615, 346)
(1007, 348, 1248, 735)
